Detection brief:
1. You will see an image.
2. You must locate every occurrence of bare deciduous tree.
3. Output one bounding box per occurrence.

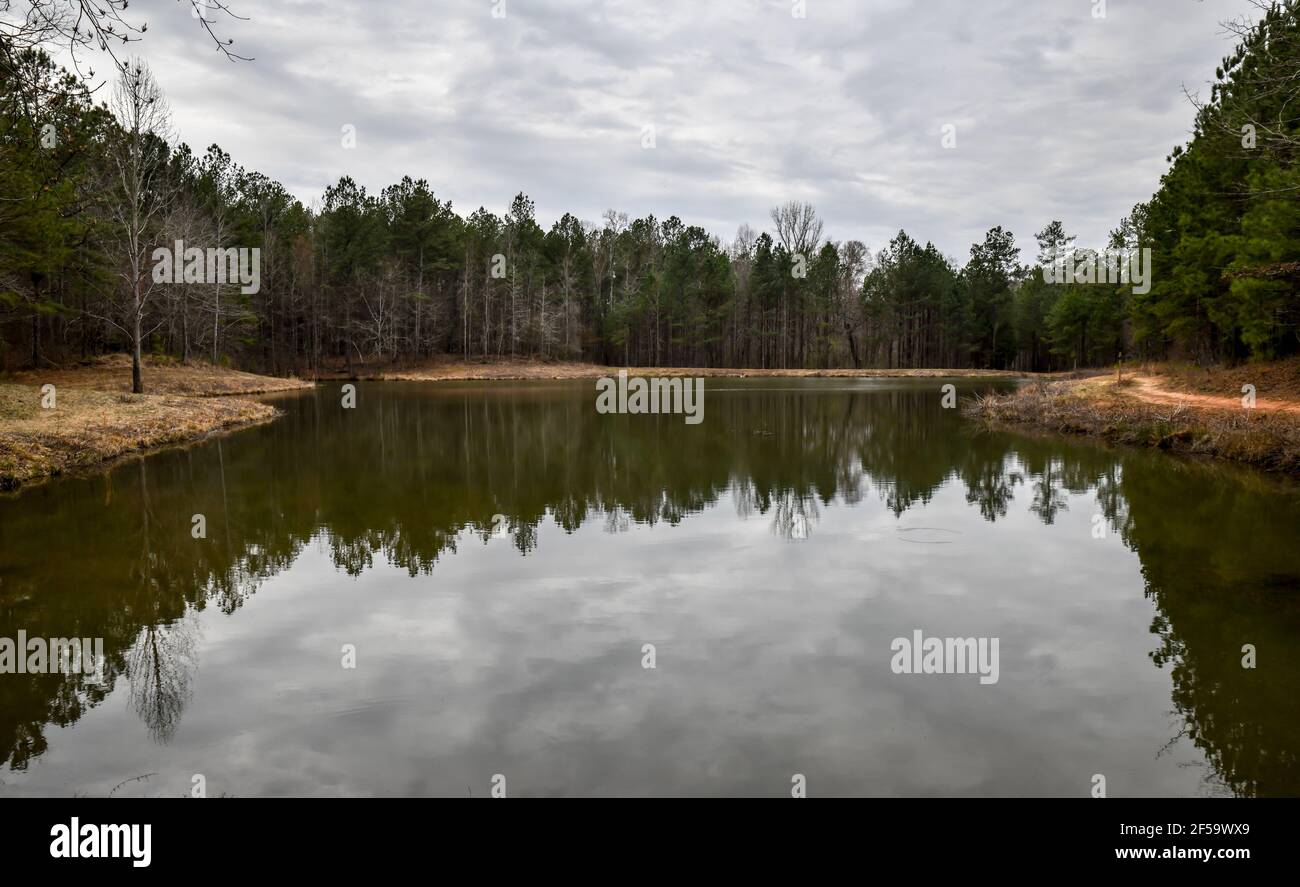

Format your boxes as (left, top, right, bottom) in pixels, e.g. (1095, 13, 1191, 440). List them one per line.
(769, 200, 824, 258)
(104, 58, 174, 393)
(0, 1, 249, 94)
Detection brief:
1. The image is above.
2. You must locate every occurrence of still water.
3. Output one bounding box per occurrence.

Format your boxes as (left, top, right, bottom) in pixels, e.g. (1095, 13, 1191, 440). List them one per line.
(1, 379, 1298, 797)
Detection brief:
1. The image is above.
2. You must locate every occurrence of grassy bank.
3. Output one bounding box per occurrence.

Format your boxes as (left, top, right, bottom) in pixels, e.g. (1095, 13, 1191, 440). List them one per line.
(965, 362, 1300, 473)
(8, 354, 314, 397)
(0, 356, 310, 490)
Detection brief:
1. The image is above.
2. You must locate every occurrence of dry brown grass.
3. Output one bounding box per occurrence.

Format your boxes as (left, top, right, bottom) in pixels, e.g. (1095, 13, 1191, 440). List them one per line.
(7, 354, 312, 397)
(0, 355, 308, 490)
(0, 384, 280, 490)
(1151, 357, 1300, 402)
(966, 377, 1300, 473)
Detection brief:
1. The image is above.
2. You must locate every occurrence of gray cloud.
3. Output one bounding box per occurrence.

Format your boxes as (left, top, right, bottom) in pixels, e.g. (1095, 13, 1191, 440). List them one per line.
(122, 0, 1258, 260)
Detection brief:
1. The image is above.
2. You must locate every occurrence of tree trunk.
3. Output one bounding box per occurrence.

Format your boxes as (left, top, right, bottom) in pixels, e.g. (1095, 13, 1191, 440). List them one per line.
(132, 292, 144, 394)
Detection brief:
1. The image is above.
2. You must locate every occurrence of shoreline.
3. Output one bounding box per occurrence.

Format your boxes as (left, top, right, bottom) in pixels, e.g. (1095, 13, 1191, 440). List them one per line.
(0, 358, 1058, 491)
(964, 371, 1300, 474)
(0, 385, 283, 492)
(0, 356, 310, 491)
(355, 361, 1060, 383)
(9, 355, 1298, 489)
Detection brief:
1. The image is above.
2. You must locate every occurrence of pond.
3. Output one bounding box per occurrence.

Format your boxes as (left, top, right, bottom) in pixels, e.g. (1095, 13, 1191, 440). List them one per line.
(1, 378, 1297, 797)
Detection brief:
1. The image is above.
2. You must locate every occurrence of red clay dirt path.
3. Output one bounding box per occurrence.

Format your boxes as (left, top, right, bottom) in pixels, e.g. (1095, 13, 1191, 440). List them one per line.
(1083, 373, 1300, 415)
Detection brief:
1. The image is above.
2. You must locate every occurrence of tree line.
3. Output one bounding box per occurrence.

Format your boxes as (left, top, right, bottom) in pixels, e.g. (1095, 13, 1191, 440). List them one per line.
(3, 2, 1299, 388)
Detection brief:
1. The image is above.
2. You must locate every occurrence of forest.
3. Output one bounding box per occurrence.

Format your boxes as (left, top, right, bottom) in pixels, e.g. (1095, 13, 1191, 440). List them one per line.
(3, 1, 1300, 388)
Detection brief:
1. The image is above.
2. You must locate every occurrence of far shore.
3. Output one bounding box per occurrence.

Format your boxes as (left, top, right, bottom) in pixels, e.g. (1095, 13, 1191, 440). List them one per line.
(340, 360, 1062, 383)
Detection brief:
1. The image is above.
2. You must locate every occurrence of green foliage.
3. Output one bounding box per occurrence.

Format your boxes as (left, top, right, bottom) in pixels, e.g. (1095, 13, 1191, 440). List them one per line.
(1138, 1, 1300, 362)
(4, 6, 1300, 372)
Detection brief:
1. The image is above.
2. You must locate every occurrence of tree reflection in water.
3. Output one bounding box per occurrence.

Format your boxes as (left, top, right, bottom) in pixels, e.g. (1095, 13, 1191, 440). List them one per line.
(0, 380, 1296, 795)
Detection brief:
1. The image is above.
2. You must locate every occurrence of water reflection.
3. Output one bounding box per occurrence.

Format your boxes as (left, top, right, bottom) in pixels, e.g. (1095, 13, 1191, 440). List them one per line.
(0, 380, 1297, 796)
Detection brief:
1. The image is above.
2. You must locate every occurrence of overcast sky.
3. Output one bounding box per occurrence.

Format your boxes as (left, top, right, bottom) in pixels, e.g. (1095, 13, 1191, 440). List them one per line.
(109, 0, 1262, 261)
